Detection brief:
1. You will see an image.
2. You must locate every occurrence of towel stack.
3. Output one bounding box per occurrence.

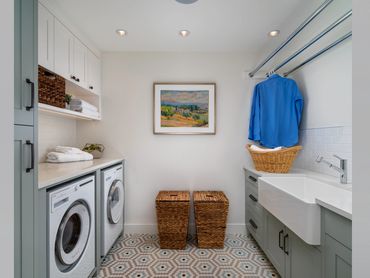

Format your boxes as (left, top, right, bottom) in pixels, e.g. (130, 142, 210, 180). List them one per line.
(249, 144, 283, 152)
(70, 99, 99, 118)
(47, 146, 93, 163)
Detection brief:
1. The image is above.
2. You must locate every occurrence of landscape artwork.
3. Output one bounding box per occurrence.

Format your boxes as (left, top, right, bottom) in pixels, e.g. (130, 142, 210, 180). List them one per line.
(160, 90, 209, 128)
(154, 84, 216, 134)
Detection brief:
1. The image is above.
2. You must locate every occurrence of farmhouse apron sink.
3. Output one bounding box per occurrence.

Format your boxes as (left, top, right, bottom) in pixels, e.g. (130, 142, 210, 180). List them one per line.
(258, 176, 332, 245)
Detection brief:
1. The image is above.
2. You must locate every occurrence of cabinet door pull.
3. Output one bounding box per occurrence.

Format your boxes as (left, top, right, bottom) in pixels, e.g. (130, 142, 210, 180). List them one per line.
(249, 194, 258, 202)
(76, 77, 80, 82)
(248, 176, 257, 183)
(26, 140, 34, 173)
(249, 219, 258, 230)
(25, 78, 34, 111)
(283, 234, 289, 255)
(89, 86, 94, 90)
(278, 230, 284, 250)
(71, 75, 76, 80)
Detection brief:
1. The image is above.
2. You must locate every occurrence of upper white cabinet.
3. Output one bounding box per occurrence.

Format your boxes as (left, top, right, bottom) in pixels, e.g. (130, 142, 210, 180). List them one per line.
(38, 2, 101, 95)
(86, 51, 101, 95)
(38, 3, 54, 70)
(54, 18, 74, 81)
(72, 37, 87, 88)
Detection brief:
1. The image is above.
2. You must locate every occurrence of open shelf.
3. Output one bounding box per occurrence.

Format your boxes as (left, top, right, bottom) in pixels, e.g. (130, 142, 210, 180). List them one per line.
(38, 103, 101, 121)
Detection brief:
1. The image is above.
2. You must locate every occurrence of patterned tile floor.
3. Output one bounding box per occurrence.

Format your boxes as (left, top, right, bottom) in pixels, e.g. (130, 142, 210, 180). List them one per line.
(97, 234, 279, 278)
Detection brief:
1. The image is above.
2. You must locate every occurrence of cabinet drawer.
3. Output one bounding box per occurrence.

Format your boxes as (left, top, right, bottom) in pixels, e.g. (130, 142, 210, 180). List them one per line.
(245, 169, 259, 188)
(246, 179, 258, 198)
(246, 182, 264, 218)
(246, 215, 264, 246)
(323, 208, 352, 249)
(246, 197, 264, 222)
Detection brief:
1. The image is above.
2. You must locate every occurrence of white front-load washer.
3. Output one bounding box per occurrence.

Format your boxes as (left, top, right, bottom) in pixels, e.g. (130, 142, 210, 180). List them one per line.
(102, 164, 124, 257)
(48, 175, 95, 278)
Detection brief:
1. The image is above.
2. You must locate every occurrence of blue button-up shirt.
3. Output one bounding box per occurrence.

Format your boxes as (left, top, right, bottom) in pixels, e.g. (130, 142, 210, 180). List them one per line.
(248, 74, 304, 148)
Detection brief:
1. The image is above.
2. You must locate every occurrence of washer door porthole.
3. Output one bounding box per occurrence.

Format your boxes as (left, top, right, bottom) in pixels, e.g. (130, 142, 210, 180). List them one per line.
(55, 201, 91, 269)
(107, 179, 124, 224)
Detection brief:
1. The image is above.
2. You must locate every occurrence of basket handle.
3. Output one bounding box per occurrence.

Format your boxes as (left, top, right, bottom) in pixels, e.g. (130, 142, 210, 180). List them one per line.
(170, 194, 178, 197)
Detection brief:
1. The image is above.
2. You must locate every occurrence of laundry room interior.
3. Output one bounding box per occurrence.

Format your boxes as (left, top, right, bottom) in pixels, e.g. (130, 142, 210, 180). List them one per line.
(6, 0, 365, 277)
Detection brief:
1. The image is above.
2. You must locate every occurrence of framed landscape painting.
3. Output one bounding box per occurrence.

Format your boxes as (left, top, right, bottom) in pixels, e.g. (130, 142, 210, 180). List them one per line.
(154, 83, 216, 134)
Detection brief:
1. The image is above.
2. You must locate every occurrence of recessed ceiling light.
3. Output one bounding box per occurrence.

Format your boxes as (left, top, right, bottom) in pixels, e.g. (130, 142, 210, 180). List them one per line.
(116, 29, 127, 37)
(175, 0, 199, 4)
(268, 30, 280, 37)
(179, 30, 191, 37)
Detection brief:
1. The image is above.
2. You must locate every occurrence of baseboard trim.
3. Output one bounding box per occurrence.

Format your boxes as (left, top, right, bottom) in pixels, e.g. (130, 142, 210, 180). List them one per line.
(124, 223, 246, 235)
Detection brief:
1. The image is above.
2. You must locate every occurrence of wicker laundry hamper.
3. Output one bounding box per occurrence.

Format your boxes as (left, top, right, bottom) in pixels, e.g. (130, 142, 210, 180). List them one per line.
(38, 66, 66, 108)
(156, 191, 190, 249)
(194, 191, 229, 249)
(247, 144, 302, 173)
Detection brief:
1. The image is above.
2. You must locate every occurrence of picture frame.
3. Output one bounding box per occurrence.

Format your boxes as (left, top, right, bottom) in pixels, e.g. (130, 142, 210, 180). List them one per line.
(153, 83, 216, 135)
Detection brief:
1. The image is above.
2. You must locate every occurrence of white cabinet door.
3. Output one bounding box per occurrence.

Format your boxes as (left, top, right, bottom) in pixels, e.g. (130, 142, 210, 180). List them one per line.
(38, 3, 54, 70)
(73, 37, 87, 88)
(54, 19, 74, 82)
(86, 50, 101, 95)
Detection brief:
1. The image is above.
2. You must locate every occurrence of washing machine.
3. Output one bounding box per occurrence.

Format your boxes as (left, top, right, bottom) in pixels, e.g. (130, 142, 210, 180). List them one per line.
(102, 164, 125, 257)
(48, 175, 95, 278)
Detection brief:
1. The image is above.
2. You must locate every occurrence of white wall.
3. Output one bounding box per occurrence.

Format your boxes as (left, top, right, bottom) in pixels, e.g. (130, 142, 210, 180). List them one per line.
(291, 41, 352, 179)
(0, 0, 14, 276)
(77, 52, 254, 233)
(291, 41, 352, 129)
(38, 113, 77, 161)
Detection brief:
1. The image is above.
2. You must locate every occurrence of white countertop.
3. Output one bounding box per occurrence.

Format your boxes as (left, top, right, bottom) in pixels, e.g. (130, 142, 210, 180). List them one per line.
(244, 167, 352, 220)
(38, 157, 124, 189)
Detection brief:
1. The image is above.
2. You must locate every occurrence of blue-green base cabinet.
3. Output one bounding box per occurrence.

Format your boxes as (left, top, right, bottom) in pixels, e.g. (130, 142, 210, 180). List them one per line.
(263, 211, 322, 278)
(244, 170, 265, 249)
(322, 208, 352, 278)
(244, 169, 352, 278)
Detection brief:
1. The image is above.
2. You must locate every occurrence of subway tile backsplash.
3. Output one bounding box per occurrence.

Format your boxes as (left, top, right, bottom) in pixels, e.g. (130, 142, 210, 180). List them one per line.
(294, 126, 352, 182)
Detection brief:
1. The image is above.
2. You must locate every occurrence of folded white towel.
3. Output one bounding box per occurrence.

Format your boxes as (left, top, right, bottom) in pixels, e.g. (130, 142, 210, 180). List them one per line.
(76, 107, 100, 118)
(250, 144, 283, 152)
(46, 151, 93, 163)
(55, 146, 83, 154)
(69, 105, 100, 118)
(70, 99, 98, 112)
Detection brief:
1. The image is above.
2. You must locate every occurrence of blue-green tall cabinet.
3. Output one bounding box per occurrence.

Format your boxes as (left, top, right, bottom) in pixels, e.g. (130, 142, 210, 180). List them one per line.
(14, 0, 38, 277)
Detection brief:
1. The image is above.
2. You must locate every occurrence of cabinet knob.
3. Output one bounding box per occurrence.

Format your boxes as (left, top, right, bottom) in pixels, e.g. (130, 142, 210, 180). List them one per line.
(76, 78, 80, 82)
(89, 86, 94, 90)
(71, 75, 76, 80)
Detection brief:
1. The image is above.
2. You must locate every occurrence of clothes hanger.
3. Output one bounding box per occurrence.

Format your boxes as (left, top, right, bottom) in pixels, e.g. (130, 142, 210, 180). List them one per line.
(266, 69, 275, 78)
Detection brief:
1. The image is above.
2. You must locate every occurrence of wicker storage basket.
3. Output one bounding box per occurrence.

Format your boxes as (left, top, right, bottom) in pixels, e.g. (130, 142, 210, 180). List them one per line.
(38, 66, 66, 108)
(247, 144, 302, 173)
(156, 191, 190, 249)
(194, 191, 229, 249)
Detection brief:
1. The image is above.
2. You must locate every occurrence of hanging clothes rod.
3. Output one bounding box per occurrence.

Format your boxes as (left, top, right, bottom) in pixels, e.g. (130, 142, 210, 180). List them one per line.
(248, 0, 334, 78)
(284, 31, 352, 77)
(272, 10, 352, 74)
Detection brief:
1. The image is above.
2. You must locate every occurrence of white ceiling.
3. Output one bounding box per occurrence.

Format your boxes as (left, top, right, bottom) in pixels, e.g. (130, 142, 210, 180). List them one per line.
(52, 0, 323, 52)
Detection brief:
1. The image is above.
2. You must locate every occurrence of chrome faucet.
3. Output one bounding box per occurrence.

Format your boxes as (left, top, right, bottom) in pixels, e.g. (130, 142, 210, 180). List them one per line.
(316, 154, 348, 184)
